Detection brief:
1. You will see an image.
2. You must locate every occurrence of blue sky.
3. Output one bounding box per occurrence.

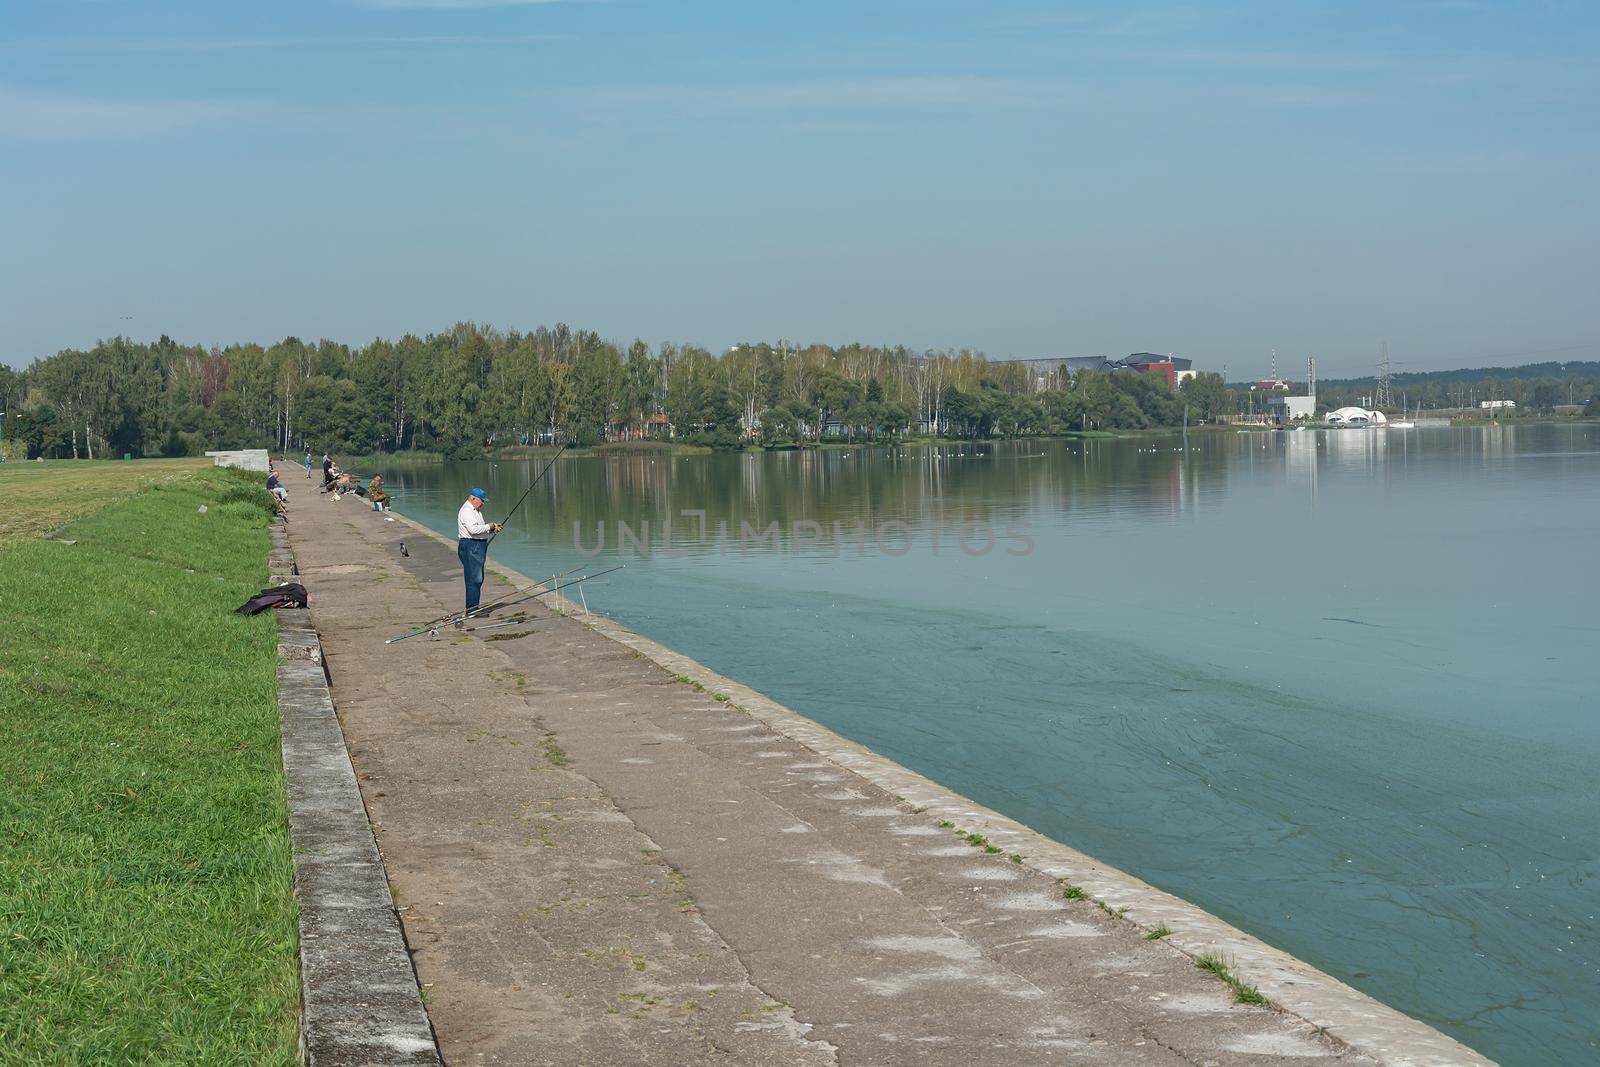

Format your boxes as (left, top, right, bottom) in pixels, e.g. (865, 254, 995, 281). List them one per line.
(2, 1, 1596, 376)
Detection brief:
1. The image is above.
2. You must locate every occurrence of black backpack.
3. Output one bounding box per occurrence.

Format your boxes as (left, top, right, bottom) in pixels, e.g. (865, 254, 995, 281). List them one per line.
(235, 582, 309, 615)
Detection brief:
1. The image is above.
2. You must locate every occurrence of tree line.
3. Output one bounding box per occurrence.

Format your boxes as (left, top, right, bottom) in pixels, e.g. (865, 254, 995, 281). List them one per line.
(2, 325, 1593, 461)
(1311, 369, 1599, 414)
(0, 324, 1235, 459)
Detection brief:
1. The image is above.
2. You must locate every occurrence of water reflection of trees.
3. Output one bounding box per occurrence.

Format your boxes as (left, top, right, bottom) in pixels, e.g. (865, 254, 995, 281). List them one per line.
(391, 439, 1238, 551)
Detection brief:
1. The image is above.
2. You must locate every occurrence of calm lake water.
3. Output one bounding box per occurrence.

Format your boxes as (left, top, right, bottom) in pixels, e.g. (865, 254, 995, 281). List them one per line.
(380, 425, 1598, 1066)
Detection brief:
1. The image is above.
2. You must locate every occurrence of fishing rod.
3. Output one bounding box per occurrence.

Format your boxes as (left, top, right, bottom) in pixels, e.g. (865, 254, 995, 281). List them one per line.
(385, 566, 623, 645)
(386, 572, 575, 645)
(385, 566, 621, 644)
(445, 562, 590, 627)
(489, 442, 568, 543)
(461, 564, 621, 622)
(406, 563, 589, 632)
(462, 615, 545, 636)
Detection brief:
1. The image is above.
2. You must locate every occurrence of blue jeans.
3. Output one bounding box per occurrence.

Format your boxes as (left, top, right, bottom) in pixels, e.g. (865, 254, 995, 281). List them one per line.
(458, 537, 488, 610)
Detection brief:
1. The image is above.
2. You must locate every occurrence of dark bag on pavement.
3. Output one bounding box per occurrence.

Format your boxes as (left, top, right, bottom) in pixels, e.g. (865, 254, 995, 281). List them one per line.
(234, 582, 309, 615)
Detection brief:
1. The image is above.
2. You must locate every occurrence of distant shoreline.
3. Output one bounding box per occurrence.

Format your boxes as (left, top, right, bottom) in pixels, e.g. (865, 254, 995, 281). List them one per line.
(325, 416, 1594, 470)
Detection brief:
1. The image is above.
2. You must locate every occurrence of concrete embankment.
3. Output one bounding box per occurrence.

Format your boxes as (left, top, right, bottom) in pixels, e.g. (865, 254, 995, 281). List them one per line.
(282, 491, 1493, 1066)
(269, 515, 439, 1065)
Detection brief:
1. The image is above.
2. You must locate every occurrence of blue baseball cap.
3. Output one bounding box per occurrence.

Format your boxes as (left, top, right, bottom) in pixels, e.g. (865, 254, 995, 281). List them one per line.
(469, 487, 488, 501)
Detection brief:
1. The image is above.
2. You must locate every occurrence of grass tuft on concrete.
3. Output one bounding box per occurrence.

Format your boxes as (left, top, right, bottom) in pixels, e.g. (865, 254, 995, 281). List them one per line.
(0, 465, 300, 1064)
(1197, 952, 1269, 1006)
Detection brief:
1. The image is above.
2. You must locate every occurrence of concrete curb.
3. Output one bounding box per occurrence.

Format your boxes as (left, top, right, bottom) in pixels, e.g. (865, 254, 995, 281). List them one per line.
(270, 516, 442, 1067)
(387, 508, 1494, 1067)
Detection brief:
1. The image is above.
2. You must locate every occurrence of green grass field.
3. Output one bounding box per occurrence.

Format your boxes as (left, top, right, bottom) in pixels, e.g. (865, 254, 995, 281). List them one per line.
(0, 465, 300, 1064)
(0, 458, 210, 542)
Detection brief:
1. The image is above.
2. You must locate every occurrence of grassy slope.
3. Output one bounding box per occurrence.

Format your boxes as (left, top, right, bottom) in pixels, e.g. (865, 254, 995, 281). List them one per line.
(0, 467, 299, 1065)
(0, 458, 209, 542)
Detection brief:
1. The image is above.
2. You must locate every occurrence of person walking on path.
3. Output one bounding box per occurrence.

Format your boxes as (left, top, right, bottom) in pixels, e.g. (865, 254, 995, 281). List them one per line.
(456, 487, 500, 612)
(304, 451, 313, 479)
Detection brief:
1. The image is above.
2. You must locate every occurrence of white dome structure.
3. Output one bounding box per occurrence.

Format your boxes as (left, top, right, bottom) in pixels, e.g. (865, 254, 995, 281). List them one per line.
(1326, 406, 1387, 426)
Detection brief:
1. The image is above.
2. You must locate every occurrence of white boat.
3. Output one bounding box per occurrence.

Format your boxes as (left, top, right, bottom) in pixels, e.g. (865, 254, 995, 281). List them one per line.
(1388, 402, 1423, 429)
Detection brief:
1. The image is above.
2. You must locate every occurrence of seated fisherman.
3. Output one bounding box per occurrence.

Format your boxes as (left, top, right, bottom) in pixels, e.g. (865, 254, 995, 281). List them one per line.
(368, 474, 390, 511)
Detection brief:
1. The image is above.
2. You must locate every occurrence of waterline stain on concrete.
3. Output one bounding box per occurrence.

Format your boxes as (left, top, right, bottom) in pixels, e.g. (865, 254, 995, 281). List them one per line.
(861, 935, 981, 961)
(790, 850, 892, 889)
(1025, 922, 1107, 939)
(1152, 991, 1234, 1014)
(953, 865, 1024, 882)
(992, 893, 1067, 912)
(860, 967, 1046, 1000)
(1225, 1031, 1335, 1057)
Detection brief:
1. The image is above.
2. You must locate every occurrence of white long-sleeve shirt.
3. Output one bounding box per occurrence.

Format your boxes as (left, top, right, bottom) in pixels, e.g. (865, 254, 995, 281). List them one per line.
(458, 500, 494, 540)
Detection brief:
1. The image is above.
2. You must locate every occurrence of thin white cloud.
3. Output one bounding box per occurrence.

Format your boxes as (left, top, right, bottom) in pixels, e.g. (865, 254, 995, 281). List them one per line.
(0, 87, 272, 141)
(1116, 47, 1398, 74)
(30, 34, 564, 52)
(575, 71, 1383, 131)
(1406, 0, 1490, 11)
(990, 6, 1242, 38)
(583, 77, 1083, 122)
(361, 0, 592, 8)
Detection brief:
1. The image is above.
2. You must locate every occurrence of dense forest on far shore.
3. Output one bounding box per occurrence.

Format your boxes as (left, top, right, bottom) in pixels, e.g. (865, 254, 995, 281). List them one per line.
(1, 325, 1595, 460)
(1301, 359, 1600, 414)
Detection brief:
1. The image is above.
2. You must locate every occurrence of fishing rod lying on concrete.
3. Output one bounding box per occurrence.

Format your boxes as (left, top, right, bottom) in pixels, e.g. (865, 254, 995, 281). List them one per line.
(385, 565, 623, 645)
(402, 563, 589, 634)
(459, 614, 541, 636)
(386, 445, 581, 644)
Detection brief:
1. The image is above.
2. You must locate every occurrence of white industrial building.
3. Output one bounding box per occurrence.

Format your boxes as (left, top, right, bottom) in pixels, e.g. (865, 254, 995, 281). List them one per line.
(1268, 395, 1318, 422)
(1266, 355, 1318, 423)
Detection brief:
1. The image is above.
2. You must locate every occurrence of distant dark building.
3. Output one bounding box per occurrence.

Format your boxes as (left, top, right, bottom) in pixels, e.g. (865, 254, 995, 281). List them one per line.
(1060, 356, 1119, 374)
(1121, 354, 1194, 394)
(986, 353, 1196, 394)
(985, 356, 1110, 375)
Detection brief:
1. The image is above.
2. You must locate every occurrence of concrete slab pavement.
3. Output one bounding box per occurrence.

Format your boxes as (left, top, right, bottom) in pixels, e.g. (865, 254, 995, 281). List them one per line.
(283, 490, 1492, 1067)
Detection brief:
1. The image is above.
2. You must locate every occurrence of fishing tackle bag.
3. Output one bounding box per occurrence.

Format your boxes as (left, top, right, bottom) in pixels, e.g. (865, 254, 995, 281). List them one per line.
(234, 582, 310, 615)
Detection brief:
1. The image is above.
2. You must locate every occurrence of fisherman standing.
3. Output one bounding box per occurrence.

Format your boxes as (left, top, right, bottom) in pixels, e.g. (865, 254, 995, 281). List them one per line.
(456, 487, 501, 612)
